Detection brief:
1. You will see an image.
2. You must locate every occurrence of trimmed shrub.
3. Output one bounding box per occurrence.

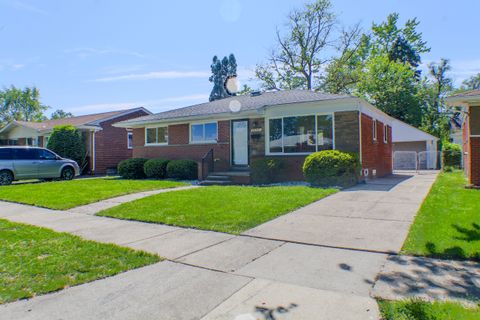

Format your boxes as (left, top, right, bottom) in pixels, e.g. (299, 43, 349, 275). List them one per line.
(166, 160, 198, 180)
(144, 158, 170, 179)
(118, 158, 148, 179)
(47, 125, 86, 169)
(303, 150, 360, 188)
(251, 158, 284, 184)
(442, 142, 462, 169)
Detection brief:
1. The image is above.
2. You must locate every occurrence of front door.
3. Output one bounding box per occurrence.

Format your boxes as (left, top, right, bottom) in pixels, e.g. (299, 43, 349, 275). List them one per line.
(232, 120, 249, 165)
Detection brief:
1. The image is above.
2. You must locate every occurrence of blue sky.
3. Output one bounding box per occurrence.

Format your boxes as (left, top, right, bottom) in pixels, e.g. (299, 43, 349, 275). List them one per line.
(1, 0, 478, 117)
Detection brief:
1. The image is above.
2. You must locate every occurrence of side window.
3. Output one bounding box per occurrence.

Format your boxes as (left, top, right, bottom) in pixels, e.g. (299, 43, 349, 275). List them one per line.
(0, 148, 13, 160)
(14, 148, 37, 160)
(127, 132, 133, 149)
(384, 125, 388, 143)
(373, 120, 377, 141)
(38, 149, 57, 160)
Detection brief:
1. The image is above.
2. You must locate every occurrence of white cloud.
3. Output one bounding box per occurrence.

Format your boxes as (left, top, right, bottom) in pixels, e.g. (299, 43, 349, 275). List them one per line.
(65, 47, 145, 59)
(92, 70, 210, 82)
(7, 1, 48, 15)
(421, 58, 480, 86)
(65, 94, 209, 115)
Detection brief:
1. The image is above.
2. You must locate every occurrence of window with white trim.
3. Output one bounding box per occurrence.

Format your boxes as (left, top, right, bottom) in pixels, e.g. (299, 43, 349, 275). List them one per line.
(383, 124, 388, 143)
(127, 132, 133, 149)
(373, 120, 377, 141)
(190, 122, 217, 143)
(145, 127, 168, 145)
(268, 114, 334, 154)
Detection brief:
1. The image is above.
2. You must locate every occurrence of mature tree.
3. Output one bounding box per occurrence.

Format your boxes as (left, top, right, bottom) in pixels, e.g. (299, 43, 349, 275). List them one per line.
(255, 0, 347, 90)
(460, 73, 480, 90)
(0, 86, 48, 127)
(47, 125, 86, 170)
(420, 59, 453, 139)
(209, 54, 237, 101)
(51, 109, 74, 120)
(356, 55, 423, 126)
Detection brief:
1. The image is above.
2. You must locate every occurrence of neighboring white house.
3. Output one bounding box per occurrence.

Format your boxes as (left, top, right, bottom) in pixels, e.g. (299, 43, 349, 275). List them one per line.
(391, 119, 439, 170)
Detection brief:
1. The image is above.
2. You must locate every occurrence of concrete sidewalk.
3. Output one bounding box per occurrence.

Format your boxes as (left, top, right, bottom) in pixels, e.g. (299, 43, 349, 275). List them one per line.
(0, 172, 446, 320)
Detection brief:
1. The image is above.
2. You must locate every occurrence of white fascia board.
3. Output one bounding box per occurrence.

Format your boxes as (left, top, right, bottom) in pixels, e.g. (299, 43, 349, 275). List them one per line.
(358, 100, 395, 125)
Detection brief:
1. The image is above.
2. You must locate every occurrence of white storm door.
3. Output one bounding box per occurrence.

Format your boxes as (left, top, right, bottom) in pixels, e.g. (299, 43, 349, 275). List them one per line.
(232, 120, 249, 165)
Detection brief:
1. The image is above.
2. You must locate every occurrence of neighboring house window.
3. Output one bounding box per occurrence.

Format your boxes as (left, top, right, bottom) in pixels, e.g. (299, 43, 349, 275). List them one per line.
(26, 137, 37, 147)
(190, 122, 218, 143)
(383, 125, 388, 143)
(145, 127, 168, 145)
(268, 114, 334, 154)
(127, 132, 133, 149)
(43, 136, 49, 147)
(373, 120, 377, 141)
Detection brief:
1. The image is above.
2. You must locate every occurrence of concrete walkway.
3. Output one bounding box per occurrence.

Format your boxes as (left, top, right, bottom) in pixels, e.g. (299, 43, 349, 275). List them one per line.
(243, 173, 437, 253)
(3, 172, 473, 320)
(67, 185, 199, 215)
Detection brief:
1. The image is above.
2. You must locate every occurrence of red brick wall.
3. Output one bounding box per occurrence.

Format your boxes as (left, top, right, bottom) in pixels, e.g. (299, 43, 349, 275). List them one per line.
(361, 113, 393, 178)
(132, 120, 231, 177)
(471, 137, 480, 186)
(94, 110, 149, 174)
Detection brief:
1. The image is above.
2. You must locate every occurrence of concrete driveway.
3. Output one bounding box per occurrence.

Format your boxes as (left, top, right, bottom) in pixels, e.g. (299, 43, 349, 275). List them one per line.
(243, 172, 437, 253)
(0, 172, 438, 320)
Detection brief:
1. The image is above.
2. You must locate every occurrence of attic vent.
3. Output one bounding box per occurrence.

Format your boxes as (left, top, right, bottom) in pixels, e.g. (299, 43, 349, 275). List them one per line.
(250, 91, 262, 97)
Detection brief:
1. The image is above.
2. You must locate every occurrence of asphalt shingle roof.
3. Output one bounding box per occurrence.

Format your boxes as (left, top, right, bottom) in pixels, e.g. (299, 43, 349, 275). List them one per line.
(14, 108, 142, 131)
(122, 90, 353, 125)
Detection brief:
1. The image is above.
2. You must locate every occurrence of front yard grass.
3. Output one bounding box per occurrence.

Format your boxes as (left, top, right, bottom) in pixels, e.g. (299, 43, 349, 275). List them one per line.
(0, 178, 187, 210)
(98, 185, 337, 234)
(0, 219, 160, 304)
(378, 299, 480, 320)
(402, 171, 480, 261)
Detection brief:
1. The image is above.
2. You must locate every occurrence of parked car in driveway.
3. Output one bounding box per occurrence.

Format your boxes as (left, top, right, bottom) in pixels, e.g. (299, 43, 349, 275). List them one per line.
(0, 147, 80, 185)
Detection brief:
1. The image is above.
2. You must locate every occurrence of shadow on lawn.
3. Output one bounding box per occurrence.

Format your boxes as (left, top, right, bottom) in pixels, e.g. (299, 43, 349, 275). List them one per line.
(424, 242, 480, 261)
(453, 223, 480, 242)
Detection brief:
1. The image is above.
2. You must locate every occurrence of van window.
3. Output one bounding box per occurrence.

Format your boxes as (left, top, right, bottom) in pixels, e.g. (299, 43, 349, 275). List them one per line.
(14, 148, 38, 160)
(38, 149, 57, 160)
(0, 149, 13, 160)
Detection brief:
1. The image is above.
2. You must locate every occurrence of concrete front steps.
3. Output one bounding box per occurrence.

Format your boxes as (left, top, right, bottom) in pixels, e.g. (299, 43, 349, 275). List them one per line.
(200, 168, 251, 186)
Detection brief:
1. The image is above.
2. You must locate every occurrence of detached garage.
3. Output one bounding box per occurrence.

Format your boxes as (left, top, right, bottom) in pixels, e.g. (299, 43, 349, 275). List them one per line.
(391, 120, 439, 170)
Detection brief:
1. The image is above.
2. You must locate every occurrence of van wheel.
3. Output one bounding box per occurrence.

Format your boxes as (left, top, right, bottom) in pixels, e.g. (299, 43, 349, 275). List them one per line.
(0, 170, 13, 186)
(61, 167, 75, 181)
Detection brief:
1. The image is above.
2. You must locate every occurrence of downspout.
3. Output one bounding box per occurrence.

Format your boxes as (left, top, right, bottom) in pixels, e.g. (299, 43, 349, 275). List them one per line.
(92, 130, 96, 174)
(358, 102, 363, 166)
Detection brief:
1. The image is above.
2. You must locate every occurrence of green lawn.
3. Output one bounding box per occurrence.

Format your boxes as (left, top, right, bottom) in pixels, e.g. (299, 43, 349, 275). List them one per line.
(402, 171, 480, 261)
(0, 219, 160, 304)
(0, 178, 188, 210)
(98, 185, 337, 234)
(379, 299, 480, 320)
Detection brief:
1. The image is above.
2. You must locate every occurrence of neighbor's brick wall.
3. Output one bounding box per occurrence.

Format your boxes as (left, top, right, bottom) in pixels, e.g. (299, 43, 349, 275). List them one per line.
(94, 110, 149, 174)
(471, 137, 480, 186)
(361, 113, 392, 178)
(132, 120, 231, 176)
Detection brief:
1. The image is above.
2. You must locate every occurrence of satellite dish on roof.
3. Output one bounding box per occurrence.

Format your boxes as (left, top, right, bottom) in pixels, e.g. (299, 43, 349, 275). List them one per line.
(224, 75, 239, 95)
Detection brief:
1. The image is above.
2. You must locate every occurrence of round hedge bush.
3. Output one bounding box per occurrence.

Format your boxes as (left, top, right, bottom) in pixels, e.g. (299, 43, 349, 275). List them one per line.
(251, 157, 284, 184)
(166, 159, 198, 180)
(303, 150, 360, 188)
(144, 158, 170, 179)
(442, 142, 462, 169)
(118, 158, 148, 179)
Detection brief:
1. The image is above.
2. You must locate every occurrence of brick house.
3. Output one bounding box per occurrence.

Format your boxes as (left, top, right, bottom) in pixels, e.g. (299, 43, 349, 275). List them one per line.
(115, 90, 394, 183)
(446, 90, 480, 187)
(0, 108, 151, 174)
